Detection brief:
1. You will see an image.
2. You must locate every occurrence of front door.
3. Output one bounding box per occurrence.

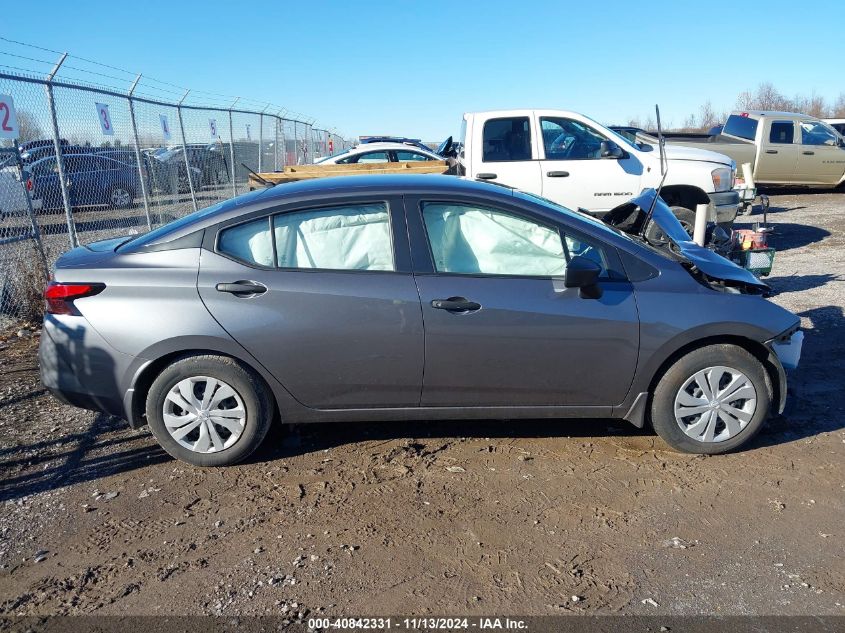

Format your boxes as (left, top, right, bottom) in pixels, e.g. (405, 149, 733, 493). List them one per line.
(538, 116, 643, 213)
(469, 115, 542, 193)
(405, 195, 639, 407)
(795, 120, 845, 185)
(198, 199, 424, 409)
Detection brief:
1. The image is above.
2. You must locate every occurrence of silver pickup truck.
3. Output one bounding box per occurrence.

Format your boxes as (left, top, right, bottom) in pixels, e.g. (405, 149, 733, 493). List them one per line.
(623, 112, 845, 189)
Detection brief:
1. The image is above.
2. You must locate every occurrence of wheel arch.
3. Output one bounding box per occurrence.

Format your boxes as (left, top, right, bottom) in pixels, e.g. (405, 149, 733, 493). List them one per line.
(642, 334, 782, 427)
(125, 344, 284, 429)
(659, 184, 710, 210)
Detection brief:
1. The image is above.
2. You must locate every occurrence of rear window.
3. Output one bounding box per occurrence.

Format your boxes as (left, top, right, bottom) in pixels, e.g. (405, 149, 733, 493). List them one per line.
(723, 115, 759, 141)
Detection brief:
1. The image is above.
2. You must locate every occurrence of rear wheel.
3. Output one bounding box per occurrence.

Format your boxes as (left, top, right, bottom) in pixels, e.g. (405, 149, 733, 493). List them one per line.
(650, 344, 771, 454)
(146, 355, 273, 466)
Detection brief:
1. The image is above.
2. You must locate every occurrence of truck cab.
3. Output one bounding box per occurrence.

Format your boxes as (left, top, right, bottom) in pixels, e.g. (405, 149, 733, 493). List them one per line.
(670, 112, 845, 188)
(460, 109, 741, 230)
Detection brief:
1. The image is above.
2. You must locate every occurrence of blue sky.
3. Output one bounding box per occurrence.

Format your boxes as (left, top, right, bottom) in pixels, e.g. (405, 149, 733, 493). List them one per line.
(2, 0, 842, 140)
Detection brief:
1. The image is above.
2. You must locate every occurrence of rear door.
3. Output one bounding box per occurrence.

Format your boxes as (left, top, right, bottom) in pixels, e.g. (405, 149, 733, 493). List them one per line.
(796, 120, 845, 185)
(469, 115, 542, 193)
(404, 194, 639, 407)
(538, 116, 643, 212)
(755, 119, 799, 183)
(197, 196, 425, 409)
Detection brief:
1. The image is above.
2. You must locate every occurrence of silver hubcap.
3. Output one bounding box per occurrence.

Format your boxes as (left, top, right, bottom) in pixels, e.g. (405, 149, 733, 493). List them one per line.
(673, 366, 757, 443)
(162, 376, 246, 453)
(111, 188, 131, 206)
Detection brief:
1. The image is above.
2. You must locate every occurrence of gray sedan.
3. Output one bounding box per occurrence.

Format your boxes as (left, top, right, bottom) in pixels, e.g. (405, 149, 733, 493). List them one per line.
(40, 175, 802, 466)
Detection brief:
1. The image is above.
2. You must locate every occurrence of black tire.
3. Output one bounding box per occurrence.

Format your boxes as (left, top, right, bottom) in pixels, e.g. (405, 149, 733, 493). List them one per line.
(643, 205, 697, 245)
(145, 354, 273, 467)
(650, 344, 771, 454)
(669, 205, 696, 237)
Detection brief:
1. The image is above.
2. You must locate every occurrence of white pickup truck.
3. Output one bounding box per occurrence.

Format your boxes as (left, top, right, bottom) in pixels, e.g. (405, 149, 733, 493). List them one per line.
(459, 109, 741, 230)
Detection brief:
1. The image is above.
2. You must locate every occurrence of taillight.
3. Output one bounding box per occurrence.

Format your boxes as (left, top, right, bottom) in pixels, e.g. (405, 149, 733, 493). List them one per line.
(44, 282, 105, 315)
(26, 178, 33, 191)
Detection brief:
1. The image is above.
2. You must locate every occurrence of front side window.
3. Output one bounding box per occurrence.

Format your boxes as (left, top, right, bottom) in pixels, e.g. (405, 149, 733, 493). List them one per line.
(482, 117, 531, 162)
(540, 117, 607, 160)
(273, 203, 393, 271)
(800, 121, 838, 146)
(422, 202, 571, 276)
(768, 121, 794, 144)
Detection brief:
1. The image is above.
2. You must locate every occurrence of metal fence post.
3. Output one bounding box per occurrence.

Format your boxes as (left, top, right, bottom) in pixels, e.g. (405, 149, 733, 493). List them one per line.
(176, 90, 198, 213)
(128, 74, 153, 230)
(12, 147, 50, 276)
(44, 53, 78, 248)
(228, 98, 238, 197)
(277, 110, 287, 168)
(273, 117, 279, 171)
(258, 105, 268, 173)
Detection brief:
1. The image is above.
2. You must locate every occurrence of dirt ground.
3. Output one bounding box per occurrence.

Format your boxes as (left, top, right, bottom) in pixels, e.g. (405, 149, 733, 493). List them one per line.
(0, 190, 843, 620)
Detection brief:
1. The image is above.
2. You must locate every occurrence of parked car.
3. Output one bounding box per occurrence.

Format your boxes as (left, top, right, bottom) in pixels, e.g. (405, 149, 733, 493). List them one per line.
(26, 153, 141, 210)
(154, 146, 225, 189)
(461, 110, 741, 231)
(40, 175, 801, 466)
(824, 118, 845, 137)
(315, 142, 444, 165)
(653, 112, 845, 188)
(0, 163, 42, 219)
(20, 144, 89, 165)
(359, 136, 434, 153)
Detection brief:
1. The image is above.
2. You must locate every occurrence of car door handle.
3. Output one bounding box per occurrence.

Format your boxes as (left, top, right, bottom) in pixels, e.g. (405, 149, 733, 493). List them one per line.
(431, 297, 481, 313)
(765, 150, 778, 154)
(546, 170, 570, 177)
(802, 151, 815, 155)
(215, 280, 267, 296)
(476, 172, 497, 180)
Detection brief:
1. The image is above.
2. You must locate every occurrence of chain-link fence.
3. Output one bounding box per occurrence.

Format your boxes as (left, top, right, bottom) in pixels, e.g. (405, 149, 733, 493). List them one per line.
(0, 43, 355, 327)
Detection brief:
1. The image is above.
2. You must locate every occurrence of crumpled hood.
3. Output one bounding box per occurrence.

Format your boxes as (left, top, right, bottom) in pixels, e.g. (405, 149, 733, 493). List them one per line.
(603, 190, 769, 292)
(664, 143, 734, 167)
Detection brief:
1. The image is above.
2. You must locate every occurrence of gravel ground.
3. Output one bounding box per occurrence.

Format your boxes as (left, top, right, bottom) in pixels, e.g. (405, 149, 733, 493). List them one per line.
(0, 190, 843, 619)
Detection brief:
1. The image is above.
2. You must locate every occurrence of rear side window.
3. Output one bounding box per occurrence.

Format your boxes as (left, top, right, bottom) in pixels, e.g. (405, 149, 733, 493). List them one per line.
(723, 115, 759, 141)
(768, 121, 794, 144)
(218, 204, 394, 271)
(274, 203, 393, 271)
(482, 117, 531, 162)
(218, 217, 274, 267)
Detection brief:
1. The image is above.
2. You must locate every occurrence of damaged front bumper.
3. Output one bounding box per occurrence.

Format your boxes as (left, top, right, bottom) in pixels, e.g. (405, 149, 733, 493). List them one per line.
(770, 329, 803, 371)
(764, 326, 803, 415)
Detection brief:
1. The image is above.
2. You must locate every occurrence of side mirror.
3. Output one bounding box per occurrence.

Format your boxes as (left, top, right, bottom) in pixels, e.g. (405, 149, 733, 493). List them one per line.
(564, 256, 603, 299)
(600, 140, 624, 159)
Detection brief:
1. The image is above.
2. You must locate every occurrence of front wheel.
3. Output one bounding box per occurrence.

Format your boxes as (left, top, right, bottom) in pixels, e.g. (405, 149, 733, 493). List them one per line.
(145, 355, 273, 466)
(650, 344, 771, 454)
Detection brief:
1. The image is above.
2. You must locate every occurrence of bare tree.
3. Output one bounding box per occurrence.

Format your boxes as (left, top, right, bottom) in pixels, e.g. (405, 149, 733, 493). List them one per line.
(832, 93, 845, 118)
(15, 111, 45, 143)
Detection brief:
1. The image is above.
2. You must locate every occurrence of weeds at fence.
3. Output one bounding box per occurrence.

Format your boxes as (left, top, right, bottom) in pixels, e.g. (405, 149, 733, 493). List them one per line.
(1, 241, 49, 325)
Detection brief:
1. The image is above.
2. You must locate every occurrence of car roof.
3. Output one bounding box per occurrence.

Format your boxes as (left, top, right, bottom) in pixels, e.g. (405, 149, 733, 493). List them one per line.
(347, 142, 437, 154)
(124, 175, 517, 250)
